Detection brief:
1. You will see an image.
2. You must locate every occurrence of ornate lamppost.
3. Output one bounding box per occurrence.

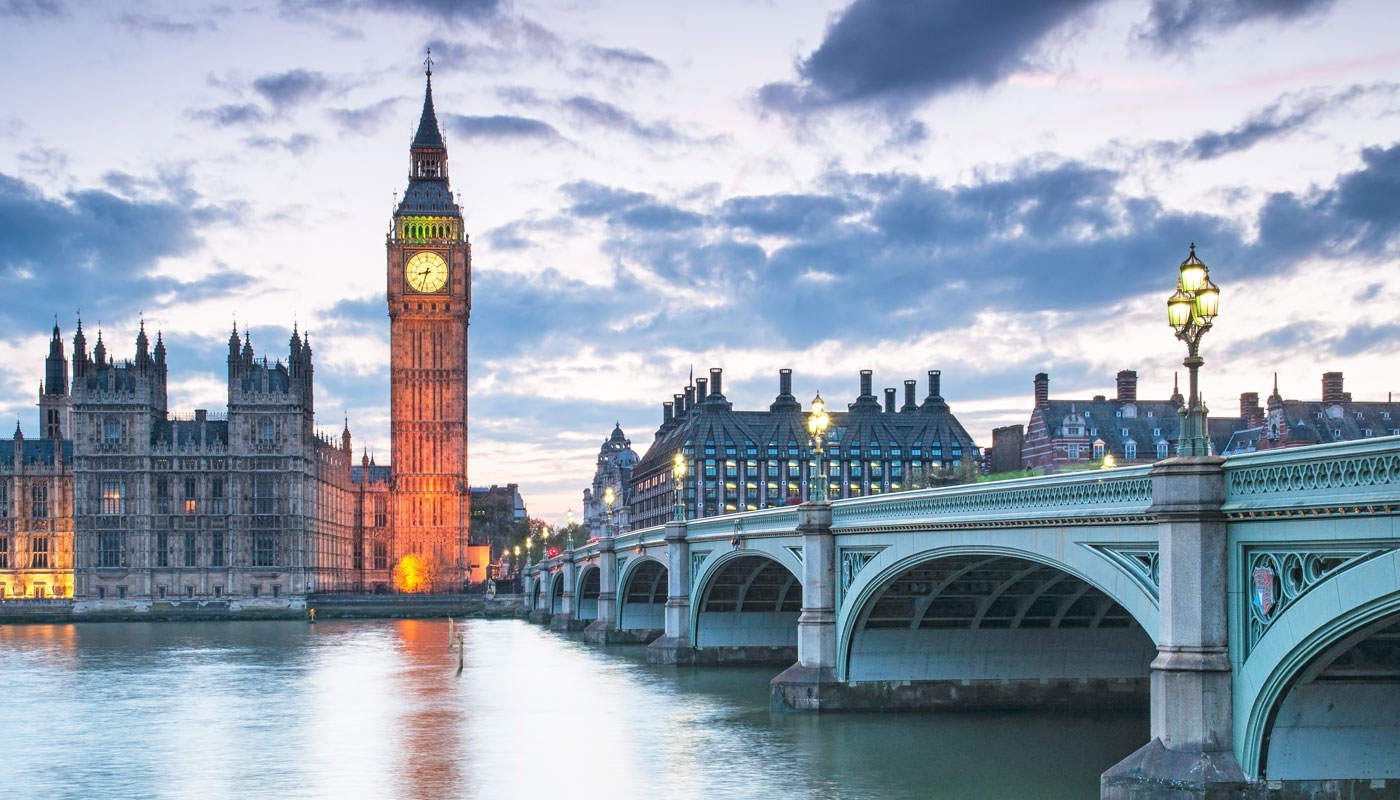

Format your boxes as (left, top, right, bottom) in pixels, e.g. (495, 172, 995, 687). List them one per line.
(565, 510, 574, 550)
(1166, 243, 1221, 457)
(672, 451, 687, 521)
(603, 486, 615, 537)
(807, 392, 830, 502)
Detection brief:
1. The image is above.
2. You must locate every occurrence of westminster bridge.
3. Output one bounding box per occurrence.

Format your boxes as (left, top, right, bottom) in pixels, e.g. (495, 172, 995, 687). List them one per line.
(522, 437, 1400, 798)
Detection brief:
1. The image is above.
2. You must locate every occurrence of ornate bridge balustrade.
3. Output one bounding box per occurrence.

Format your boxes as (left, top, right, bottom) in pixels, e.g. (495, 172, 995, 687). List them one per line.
(520, 436, 1400, 799)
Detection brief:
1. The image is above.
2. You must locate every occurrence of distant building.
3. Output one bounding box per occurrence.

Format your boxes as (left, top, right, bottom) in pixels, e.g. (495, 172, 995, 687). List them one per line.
(1019, 369, 1244, 470)
(583, 425, 637, 538)
(628, 367, 979, 530)
(1221, 372, 1400, 455)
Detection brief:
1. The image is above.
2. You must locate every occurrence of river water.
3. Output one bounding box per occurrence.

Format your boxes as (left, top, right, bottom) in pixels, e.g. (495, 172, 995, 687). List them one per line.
(0, 619, 1145, 799)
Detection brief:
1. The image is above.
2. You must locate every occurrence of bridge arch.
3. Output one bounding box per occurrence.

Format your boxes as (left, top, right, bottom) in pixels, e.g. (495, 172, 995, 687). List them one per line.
(529, 575, 542, 611)
(575, 565, 601, 621)
(838, 545, 1158, 701)
(690, 549, 802, 655)
(617, 555, 667, 631)
(1237, 549, 1400, 779)
(840, 538, 1159, 683)
(549, 572, 564, 615)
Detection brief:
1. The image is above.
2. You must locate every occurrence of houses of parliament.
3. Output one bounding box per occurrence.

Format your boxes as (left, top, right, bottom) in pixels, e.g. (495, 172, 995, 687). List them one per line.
(0, 67, 474, 606)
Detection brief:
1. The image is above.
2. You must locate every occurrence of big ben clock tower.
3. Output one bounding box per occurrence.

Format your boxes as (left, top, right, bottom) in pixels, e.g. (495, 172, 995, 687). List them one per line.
(387, 55, 471, 587)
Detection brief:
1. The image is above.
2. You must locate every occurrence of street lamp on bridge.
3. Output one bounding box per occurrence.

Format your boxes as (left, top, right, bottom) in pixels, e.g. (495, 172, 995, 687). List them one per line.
(672, 451, 687, 522)
(808, 392, 830, 503)
(603, 486, 615, 537)
(565, 510, 574, 550)
(1166, 243, 1221, 457)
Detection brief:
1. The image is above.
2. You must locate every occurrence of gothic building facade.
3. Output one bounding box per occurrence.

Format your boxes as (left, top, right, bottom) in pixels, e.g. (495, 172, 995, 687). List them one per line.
(627, 367, 980, 531)
(582, 424, 637, 538)
(0, 64, 474, 603)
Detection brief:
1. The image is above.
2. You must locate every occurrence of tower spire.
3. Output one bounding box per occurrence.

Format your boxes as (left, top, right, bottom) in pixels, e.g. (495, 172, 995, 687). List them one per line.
(411, 48, 445, 152)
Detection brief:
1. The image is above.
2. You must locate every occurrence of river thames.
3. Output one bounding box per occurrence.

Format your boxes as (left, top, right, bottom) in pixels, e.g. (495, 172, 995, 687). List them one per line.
(0, 619, 1145, 799)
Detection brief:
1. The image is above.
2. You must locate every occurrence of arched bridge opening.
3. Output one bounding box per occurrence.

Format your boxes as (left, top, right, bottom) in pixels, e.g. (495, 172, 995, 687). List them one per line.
(619, 559, 667, 633)
(695, 553, 801, 664)
(1262, 612, 1400, 783)
(847, 554, 1154, 709)
(575, 566, 600, 622)
(549, 573, 564, 616)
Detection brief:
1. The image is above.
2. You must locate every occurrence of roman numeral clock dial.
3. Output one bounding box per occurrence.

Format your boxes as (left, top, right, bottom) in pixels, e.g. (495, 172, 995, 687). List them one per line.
(405, 251, 448, 293)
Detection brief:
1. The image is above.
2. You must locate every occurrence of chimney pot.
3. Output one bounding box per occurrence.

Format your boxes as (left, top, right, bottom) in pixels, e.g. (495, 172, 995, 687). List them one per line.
(884, 388, 896, 413)
(663, 401, 673, 424)
(1034, 372, 1049, 406)
(903, 380, 917, 412)
(709, 368, 723, 398)
(695, 378, 708, 401)
(779, 368, 793, 397)
(928, 369, 942, 399)
(860, 370, 873, 398)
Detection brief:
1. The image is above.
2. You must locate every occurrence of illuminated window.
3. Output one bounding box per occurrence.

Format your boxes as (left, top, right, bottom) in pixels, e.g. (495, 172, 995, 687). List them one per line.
(184, 477, 197, 514)
(30, 484, 48, 518)
(100, 479, 125, 515)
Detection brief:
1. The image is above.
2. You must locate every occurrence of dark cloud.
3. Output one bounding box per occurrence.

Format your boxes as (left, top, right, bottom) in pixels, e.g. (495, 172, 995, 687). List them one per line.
(758, 0, 1099, 114)
(116, 13, 217, 34)
(1329, 323, 1400, 357)
(443, 113, 562, 141)
(484, 217, 575, 251)
(0, 0, 63, 18)
(582, 44, 669, 76)
(327, 98, 399, 134)
(190, 103, 266, 127)
(561, 95, 684, 142)
(246, 133, 318, 154)
(720, 194, 853, 237)
(495, 85, 545, 107)
(1164, 85, 1394, 161)
(252, 69, 331, 111)
(1138, 0, 1336, 50)
(0, 172, 248, 334)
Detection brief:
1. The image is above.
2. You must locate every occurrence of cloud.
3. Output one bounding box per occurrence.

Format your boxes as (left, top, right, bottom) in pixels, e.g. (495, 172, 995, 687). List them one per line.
(246, 133, 318, 154)
(0, 0, 63, 18)
(280, 0, 502, 24)
(1138, 0, 1336, 50)
(443, 113, 562, 142)
(327, 98, 399, 135)
(1328, 322, 1400, 356)
(758, 0, 1099, 114)
(116, 13, 217, 34)
(581, 44, 669, 77)
(1162, 84, 1395, 161)
(0, 172, 248, 334)
(720, 194, 853, 236)
(252, 69, 332, 111)
(561, 95, 684, 142)
(190, 103, 266, 127)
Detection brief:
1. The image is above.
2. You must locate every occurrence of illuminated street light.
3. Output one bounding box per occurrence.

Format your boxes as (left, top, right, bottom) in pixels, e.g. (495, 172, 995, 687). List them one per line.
(808, 392, 830, 503)
(672, 451, 687, 522)
(1167, 244, 1221, 457)
(566, 510, 574, 550)
(603, 486, 615, 537)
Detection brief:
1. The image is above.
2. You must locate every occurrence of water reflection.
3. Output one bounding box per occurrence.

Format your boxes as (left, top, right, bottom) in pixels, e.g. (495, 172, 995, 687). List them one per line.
(0, 620, 1145, 799)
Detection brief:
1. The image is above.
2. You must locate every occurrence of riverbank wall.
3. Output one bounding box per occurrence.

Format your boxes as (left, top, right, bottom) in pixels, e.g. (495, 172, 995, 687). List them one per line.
(0, 594, 529, 624)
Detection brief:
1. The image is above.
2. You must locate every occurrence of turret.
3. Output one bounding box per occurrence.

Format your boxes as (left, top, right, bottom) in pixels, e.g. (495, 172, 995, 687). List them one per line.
(72, 318, 88, 378)
(135, 319, 150, 366)
(93, 329, 106, 366)
(45, 320, 67, 396)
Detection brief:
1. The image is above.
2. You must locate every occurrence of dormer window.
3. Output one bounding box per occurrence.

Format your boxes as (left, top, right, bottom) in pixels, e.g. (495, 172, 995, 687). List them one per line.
(1124, 441, 1137, 459)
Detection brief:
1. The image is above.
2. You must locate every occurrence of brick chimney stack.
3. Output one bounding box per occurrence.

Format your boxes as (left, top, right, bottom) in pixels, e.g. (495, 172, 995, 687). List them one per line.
(1322, 372, 1345, 405)
(884, 388, 896, 413)
(1034, 372, 1049, 407)
(1240, 392, 1262, 428)
(1115, 370, 1137, 403)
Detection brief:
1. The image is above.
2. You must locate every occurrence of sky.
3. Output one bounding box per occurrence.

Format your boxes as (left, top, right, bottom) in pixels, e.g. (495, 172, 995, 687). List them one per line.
(1, 0, 1398, 525)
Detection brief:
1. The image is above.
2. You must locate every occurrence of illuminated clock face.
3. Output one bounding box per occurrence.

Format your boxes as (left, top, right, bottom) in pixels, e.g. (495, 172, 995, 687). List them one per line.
(405, 251, 448, 293)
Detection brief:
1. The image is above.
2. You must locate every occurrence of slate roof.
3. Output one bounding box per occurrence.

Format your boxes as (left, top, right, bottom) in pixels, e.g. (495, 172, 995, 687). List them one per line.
(351, 464, 393, 484)
(411, 75, 445, 150)
(1275, 399, 1400, 446)
(396, 178, 460, 216)
(0, 438, 73, 466)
